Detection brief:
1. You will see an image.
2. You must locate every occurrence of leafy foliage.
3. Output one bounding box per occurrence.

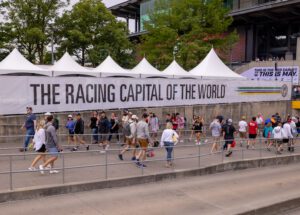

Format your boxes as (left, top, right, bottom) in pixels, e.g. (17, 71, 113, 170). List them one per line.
(56, 0, 135, 67)
(140, 0, 238, 70)
(1, 0, 69, 63)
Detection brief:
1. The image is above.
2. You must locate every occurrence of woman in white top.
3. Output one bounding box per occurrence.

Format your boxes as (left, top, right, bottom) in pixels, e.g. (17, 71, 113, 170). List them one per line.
(28, 120, 47, 171)
(160, 122, 179, 168)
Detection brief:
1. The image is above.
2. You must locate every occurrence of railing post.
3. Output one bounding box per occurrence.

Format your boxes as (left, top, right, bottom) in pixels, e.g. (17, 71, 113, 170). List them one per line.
(221, 141, 224, 164)
(198, 144, 201, 168)
(105, 149, 108, 180)
(9, 155, 13, 191)
(62, 153, 65, 184)
(259, 137, 262, 158)
(242, 144, 244, 161)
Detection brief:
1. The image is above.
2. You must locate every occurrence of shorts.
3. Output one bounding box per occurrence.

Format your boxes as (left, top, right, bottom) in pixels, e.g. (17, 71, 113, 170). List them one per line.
(69, 131, 74, 137)
(249, 134, 257, 139)
(138, 138, 149, 148)
(48, 147, 59, 157)
(194, 130, 202, 134)
(36, 144, 46, 153)
(99, 134, 109, 142)
(225, 140, 234, 145)
(275, 139, 283, 145)
(239, 132, 246, 138)
(125, 137, 134, 145)
(282, 138, 289, 144)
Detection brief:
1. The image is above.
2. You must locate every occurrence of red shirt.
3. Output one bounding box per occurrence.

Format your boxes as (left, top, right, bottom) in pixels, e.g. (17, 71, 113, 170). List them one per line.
(248, 121, 258, 134)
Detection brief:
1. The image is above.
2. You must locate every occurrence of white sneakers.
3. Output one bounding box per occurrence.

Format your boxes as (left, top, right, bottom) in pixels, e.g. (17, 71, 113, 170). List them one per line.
(38, 165, 59, 174)
(28, 167, 36, 171)
(39, 165, 44, 174)
(49, 170, 59, 174)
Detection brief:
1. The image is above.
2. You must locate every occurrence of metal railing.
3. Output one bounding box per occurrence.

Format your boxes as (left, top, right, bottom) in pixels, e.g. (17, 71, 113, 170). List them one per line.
(0, 132, 298, 191)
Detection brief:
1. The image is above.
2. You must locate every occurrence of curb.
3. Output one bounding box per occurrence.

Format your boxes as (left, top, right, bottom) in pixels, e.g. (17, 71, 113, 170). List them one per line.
(1, 154, 300, 203)
(238, 197, 300, 215)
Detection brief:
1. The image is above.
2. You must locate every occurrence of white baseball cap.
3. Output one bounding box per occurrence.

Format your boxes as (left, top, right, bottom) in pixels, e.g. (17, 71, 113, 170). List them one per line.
(44, 112, 52, 116)
(68, 115, 73, 118)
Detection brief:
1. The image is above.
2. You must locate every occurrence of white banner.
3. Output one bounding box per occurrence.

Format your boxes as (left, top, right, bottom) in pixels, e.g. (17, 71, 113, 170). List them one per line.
(241, 66, 299, 84)
(0, 76, 291, 115)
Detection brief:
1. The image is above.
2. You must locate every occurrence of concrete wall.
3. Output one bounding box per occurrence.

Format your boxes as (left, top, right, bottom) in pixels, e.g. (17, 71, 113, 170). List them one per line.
(0, 100, 291, 142)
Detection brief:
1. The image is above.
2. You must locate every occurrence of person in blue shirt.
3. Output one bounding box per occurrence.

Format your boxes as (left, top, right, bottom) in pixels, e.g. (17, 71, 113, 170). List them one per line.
(65, 115, 75, 145)
(20, 107, 36, 152)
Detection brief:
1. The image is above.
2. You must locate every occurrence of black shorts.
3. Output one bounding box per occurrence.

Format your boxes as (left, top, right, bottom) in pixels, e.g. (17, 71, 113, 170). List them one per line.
(225, 140, 234, 145)
(194, 130, 202, 134)
(36, 144, 46, 153)
(282, 139, 289, 143)
(249, 134, 257, 139)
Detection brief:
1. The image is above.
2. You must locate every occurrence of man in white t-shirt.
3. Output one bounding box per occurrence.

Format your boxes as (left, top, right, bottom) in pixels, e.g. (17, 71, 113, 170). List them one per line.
(238, 116, 248, 147)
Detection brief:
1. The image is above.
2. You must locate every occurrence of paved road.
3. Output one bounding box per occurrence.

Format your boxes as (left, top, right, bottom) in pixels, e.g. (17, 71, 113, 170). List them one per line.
(0, 136, 299, 191)
(1, 164, 300, 215)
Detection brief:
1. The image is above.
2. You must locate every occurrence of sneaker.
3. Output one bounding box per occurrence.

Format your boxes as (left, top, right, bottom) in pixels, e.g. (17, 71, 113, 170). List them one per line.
(86, 145, 90, 151)
(204, 139, 208, 144)
(71, 147, 78, 152)
(267, 148, 271, 151)
(39, 165, 44, 174)
(246, 145, 249, 149)
(118, 154, 123, 161)
(276, 151, 282, 155)
(131, 157, 136, 161)
(49, 170, 59, 174)
(105, 144, 110, 150)
(225, 151, 232, 157)
(28, 167, 36, 171)
(19, 148, 27, 152)
(141, 163, 147, 167)
(135, 162, 142, 168)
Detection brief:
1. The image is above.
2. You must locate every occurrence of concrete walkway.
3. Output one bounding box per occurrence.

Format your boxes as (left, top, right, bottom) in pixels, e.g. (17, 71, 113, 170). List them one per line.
(0, 138, 299, 191)
(1, 163, 300, 215)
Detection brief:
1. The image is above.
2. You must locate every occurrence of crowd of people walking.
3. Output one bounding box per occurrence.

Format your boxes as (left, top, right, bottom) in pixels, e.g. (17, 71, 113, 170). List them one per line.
(20, 106, 300, 174)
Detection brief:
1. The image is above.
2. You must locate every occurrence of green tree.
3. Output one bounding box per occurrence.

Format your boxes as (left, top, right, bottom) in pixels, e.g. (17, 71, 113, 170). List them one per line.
(56, 0, 135, 68)
(1, 0, 69, 63)
(140, 0, 238, 70)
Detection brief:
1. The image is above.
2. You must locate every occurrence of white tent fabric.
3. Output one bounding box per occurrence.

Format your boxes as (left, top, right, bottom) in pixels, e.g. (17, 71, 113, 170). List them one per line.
(94, 56, 137, 78)
(51, 52, 98, 77)
(163, 60, 192, 78)
(131, 58, 168, 78)
(0, 49, 51, 76)
(189, 48, 246, 79)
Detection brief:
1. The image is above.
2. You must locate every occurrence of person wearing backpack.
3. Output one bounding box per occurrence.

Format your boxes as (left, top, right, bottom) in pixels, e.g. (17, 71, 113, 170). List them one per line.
(272, 122, 284, 154)
(98, 111, 110, 152)
(222, 119, 236, 157)
(118, 115, 138, 161)
(72, 113, 88, 151)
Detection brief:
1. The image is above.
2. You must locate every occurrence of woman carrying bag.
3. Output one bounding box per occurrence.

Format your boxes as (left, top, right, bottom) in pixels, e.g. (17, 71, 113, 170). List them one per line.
(160, 122, 179, 168)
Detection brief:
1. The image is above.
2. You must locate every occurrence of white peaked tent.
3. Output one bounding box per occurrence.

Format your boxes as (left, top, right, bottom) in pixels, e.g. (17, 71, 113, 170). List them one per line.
(94, 56, 137, 78)
(189, 48, 246, 79)
(131, 58, 168, 78)
(163, 60, 192, 78)
(51, 52, 98, 77)
(0, 49, 51, 76)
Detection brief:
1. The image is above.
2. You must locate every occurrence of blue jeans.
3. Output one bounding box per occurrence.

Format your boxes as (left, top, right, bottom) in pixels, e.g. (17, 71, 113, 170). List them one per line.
(24, 128, 35, 149)
(164, 141, 174, 161)
(92, 128, 98, 143)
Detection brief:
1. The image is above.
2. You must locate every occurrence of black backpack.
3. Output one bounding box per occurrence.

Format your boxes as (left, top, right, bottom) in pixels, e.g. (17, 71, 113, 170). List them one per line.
(53, 118, 59, 130)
